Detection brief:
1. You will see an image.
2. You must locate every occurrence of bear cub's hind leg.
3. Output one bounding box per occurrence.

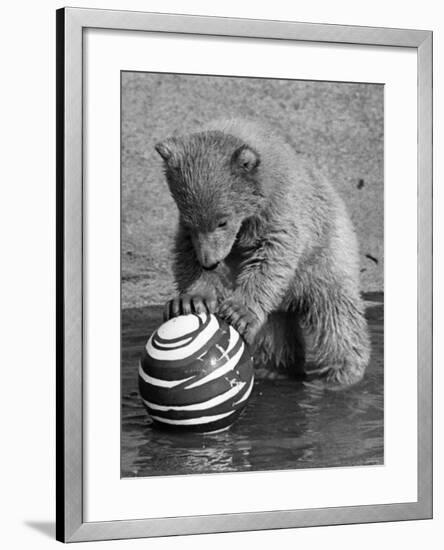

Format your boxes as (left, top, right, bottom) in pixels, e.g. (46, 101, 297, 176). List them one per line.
(303, 287, 370, 389)
(252, 311, 306, 380)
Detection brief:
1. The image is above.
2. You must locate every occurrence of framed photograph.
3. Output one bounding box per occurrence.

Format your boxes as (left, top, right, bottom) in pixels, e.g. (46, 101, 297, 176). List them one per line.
(56, 6, 433, 543)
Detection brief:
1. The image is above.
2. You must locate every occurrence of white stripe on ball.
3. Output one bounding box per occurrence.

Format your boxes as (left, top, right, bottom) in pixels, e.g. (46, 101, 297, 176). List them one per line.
(233, 376, 254, 405)
(149, 410, 235, 426)
(138, 363, 194, 388)
(146, 314, 219, 361)
(157, 313, 200, 339)
(153, 336, 193, 349)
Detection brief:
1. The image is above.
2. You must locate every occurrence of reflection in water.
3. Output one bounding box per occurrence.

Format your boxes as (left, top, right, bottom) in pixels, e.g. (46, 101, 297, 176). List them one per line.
(121, 293, 383, 477)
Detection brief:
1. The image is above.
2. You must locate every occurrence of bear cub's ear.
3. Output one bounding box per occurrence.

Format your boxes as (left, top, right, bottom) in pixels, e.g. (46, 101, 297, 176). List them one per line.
(154, 139, 180, 167)
(231, 145, 260, 174)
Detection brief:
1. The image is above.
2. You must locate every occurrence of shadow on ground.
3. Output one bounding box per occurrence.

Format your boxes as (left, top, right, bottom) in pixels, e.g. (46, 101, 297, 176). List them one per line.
(24, 521, 55, 538)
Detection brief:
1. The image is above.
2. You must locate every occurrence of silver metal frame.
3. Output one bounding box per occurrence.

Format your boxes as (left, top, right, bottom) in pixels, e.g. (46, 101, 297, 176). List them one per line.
(56, 6, 433, 543)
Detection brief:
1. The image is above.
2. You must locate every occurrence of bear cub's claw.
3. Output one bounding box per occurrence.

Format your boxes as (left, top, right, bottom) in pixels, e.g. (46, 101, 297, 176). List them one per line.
(163, 293, 217, 321)
(218, 298, 263, 346)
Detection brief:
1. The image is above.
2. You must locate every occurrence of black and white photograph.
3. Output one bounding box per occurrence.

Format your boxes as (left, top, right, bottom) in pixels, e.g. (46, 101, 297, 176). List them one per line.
(0, 0, 437, 546)
(121, 72, 384, 478)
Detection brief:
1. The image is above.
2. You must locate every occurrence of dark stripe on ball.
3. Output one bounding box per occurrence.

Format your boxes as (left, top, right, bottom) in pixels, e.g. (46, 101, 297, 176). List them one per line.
(142, 377, 253, 420)
(139, 357, 253, 409)
(149, 409, 243, 434)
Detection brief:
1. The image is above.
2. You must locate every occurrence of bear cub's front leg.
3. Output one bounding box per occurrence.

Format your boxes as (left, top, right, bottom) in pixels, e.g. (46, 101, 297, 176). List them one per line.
(218, 295, 265, 346)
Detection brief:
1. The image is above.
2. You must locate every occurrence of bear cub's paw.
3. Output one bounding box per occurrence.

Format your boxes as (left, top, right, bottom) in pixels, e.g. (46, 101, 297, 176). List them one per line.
(163, 293, 217, 321)
(304, 363, 365, 391)
(219, 297, 263, 346)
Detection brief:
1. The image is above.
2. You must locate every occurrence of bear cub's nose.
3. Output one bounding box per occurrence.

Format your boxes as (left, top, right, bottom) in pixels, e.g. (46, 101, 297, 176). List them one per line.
(202, 262, 220, 271)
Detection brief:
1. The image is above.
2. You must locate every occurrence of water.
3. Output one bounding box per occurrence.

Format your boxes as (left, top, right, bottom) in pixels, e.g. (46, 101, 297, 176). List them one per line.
(121, 292, 383, 477)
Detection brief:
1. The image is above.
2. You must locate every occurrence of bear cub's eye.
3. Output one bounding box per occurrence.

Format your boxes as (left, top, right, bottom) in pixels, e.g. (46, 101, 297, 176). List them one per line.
(218, 220, 228, 228)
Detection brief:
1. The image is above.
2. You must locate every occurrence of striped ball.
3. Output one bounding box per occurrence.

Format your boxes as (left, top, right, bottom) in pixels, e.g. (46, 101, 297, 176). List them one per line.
(139, 313, 254, 433)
